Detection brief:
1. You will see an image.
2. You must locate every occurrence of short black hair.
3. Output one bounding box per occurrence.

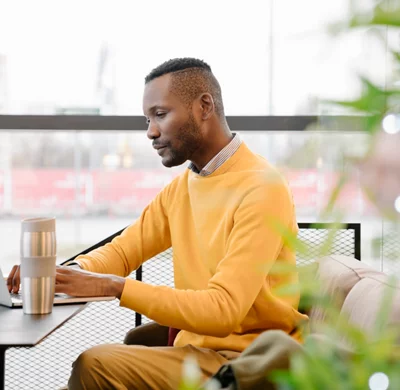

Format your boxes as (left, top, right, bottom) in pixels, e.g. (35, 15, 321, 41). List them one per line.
(145, 57, 225, 118)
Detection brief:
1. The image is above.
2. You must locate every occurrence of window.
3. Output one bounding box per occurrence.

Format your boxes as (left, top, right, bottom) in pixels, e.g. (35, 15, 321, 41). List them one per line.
(0, 129, 389, 274)
(1, 0, 389, 115)
(0, 0, 271, 115)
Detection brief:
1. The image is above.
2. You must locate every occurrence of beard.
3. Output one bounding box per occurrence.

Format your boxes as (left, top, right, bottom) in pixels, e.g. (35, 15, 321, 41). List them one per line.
(161, 113, 202, 168)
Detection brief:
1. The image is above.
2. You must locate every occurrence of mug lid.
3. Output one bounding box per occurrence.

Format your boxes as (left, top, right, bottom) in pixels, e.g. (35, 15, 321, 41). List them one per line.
(21, 217, 56, 232)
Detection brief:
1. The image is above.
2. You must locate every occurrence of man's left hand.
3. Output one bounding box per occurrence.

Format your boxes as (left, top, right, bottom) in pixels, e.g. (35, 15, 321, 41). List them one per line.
(55, 266, 126, 299)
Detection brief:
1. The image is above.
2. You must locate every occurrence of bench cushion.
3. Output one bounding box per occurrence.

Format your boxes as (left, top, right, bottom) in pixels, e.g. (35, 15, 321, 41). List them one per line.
(340, 274, 400, 338)
(310, 255, 384, 332)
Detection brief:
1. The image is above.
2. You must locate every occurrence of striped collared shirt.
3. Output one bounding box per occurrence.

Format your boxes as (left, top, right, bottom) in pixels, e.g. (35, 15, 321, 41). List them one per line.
(188, 133, 242, 176)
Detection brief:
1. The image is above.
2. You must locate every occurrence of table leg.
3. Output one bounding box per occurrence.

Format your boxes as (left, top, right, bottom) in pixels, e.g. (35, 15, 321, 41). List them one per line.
(0, 347, 6, 390)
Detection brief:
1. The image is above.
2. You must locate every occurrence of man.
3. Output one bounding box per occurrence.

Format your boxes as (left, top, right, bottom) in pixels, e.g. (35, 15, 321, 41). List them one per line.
(7, 58, 307, 389)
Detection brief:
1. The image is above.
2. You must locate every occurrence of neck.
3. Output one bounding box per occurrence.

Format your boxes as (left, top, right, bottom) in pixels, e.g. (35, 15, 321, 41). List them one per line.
(190, 124, 233, 172)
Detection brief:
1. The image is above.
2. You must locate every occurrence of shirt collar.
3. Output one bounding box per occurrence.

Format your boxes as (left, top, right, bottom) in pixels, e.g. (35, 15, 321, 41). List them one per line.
(188, 133, 242, 176)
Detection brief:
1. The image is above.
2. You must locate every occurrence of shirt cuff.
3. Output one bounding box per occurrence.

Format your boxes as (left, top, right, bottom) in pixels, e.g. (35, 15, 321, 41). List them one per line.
(63, 260, 82, 269)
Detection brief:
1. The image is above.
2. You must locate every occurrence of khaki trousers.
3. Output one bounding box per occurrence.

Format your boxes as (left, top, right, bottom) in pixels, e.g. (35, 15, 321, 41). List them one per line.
(68, 343, 239, 390)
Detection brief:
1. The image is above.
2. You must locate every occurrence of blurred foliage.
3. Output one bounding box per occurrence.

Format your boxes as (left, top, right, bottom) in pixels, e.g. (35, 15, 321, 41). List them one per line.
(273, 1, 400, 389)
(328, 0, 400, 136)
(330, 77, 397, 134)
(272, 269, 400, 390)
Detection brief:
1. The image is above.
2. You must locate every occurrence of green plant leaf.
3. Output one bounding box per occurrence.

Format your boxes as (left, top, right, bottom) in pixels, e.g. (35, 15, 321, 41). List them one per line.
(265, 216, 311, 258)
(321, 172, 348, 217)
(273, 282, 301, 297)
(350, 2, 400, 28)
(391, 49, 400, 63)
(325, 78, 400, 134)
(268, 262, 299, 275)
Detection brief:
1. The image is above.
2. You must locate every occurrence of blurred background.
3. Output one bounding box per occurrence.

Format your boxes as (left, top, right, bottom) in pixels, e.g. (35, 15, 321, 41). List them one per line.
(0, 0, 398, 274)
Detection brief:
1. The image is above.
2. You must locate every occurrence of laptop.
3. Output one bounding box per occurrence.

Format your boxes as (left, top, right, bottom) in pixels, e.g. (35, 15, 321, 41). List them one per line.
(0, 268, 115, 308)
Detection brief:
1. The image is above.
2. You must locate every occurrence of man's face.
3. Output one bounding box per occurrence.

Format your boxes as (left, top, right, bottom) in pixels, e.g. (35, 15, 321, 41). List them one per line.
(143, 74, 202, 168)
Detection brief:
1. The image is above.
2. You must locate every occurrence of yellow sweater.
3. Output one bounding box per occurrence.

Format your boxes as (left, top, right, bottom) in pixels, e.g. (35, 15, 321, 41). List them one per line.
(77, 143, 308, 352)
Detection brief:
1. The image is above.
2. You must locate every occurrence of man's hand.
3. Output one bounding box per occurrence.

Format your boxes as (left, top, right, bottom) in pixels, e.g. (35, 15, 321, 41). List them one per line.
(7, 265, 21, 293)
(56, 267, 126, 299)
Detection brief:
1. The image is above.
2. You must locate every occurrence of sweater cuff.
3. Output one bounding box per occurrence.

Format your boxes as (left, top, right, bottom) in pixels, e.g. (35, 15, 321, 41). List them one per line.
(63, 260, 83, 269)
(119, 278, 154, 316)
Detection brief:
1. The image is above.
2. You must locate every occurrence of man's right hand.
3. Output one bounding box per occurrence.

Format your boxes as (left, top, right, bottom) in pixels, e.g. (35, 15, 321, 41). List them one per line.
(6, 262, 81, 294)
(7, 265, 21, 294)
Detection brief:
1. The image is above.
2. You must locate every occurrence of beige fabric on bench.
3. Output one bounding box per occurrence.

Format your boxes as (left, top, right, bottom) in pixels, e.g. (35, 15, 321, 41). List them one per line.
(310, 255, 400, 334)
(339, 272, 400, 338)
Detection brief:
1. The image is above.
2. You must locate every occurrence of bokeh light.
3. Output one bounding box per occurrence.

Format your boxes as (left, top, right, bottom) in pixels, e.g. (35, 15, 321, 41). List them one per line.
(368, 372, 390, 390)
(382, 114, 400, 135)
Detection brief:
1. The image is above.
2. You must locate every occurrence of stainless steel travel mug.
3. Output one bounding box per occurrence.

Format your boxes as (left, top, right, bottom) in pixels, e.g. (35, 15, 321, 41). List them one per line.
(20, 217, 57, 314)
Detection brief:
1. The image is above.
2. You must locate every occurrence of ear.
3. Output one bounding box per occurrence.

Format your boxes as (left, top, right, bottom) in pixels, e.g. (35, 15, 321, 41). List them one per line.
(198, 93, 215, 120)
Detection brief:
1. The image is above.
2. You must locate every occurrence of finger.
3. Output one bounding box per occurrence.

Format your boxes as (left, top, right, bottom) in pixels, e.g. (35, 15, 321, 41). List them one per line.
(7, 265, 19, 292)
(12, 266, 21, 293)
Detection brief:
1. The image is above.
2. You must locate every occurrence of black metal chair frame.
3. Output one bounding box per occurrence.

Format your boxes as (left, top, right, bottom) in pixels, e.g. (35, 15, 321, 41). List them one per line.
(63, 222, 361, 327)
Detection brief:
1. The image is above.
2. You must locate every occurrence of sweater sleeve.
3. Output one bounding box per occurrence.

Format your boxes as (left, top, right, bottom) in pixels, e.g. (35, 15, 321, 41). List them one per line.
(76, 183, 172, 277)
(119, 177, 295, 337)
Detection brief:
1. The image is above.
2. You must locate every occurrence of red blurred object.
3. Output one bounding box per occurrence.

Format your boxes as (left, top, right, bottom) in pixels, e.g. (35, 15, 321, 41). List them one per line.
(0, 168, 377, 217)
(168, 327, 180, 346)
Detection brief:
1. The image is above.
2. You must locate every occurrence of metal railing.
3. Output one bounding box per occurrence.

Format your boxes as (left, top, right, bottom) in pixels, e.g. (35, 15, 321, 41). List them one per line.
(0, 115, 366, 131)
